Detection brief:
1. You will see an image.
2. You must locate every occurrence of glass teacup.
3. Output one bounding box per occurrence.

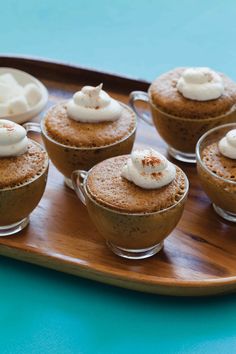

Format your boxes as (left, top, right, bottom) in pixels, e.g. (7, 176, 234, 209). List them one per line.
(71, 166, 189, 260)
(196, 123, 236, 222)
(130, 91, 236, 163)
(0, 123, 48, 236)
(41, 102, 137, 189)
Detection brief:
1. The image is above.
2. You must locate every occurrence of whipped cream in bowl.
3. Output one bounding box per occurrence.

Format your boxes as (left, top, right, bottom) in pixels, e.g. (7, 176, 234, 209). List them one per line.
(66, 83, 122, 123)
(121, 148, 176, 189)
(0, 119, 28, 157)
(0, 68, 48, 124)
(177, 67, 224, 101)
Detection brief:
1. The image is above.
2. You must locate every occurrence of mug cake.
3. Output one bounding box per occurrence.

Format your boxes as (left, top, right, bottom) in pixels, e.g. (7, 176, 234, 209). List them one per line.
(72, 148, 189, 259)
(196, 123, 236, 222)
(130, 67, 236, 162)
(0, 119, 48, 235)
(42, 84, 136, 188)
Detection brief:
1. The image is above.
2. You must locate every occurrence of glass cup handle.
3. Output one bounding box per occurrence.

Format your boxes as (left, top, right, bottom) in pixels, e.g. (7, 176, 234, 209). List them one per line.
(129, 91, 153, 126)
(71, 170, 88, 206)
(23, 122, 41, 134)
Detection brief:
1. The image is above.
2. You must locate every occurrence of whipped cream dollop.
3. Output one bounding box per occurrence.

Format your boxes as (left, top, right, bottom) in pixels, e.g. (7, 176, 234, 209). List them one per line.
(177, 67, 224, 101)
(0, 119, 28, 157)
(66, 83, 122, 123)
(0, 73, 42, 116)
(121, 148, 176, 189)
(219, 129, 236, 159)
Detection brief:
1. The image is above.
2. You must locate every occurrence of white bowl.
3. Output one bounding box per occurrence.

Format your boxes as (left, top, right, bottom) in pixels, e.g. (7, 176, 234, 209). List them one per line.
(0, 67, 48, 124)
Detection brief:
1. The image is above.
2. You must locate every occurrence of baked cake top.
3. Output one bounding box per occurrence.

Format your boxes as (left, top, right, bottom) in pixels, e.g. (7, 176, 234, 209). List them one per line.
(149, 67, 236, 119)
(43, 102, 136, 148)
(0, 139, 48, 189)
(202, 142, 236, 182)
(86, 155, 187, 213)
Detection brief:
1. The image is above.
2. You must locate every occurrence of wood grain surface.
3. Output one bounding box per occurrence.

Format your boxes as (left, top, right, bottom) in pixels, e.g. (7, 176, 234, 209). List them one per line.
(0, 56, 235, 296)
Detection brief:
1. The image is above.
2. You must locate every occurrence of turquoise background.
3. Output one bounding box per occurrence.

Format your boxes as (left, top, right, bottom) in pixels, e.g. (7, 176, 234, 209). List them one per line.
(1, 1, 236, 353)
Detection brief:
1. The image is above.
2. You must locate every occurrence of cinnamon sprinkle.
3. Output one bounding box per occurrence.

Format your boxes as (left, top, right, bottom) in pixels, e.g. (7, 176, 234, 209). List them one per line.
(141, 156, 161, 167)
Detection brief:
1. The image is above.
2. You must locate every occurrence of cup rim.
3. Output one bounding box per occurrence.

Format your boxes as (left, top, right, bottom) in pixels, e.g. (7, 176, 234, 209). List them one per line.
(0, 139, 49, 192)
(81, 163, 189, 216)
(41, 101, 137, 151)
(196, 122, 236, 186)
(146, 87, 236, 121)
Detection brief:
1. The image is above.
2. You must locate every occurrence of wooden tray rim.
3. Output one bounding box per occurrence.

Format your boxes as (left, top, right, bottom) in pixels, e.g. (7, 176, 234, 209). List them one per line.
(0, 54, 150, 88)
(0, 55, 236, 296)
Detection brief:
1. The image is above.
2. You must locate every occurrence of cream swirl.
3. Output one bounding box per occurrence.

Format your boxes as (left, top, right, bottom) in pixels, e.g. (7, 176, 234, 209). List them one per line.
(0, 119, 28, 157)
(177, 67, 224, 101)
(219, 129, 236, 159)
(121, 148, 176, 189)
(66, 83, 122, 123)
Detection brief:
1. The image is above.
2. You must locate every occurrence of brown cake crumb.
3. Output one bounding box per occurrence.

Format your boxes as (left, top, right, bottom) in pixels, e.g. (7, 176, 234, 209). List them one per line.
(43, 102, 136, 148)
(86, 155, 187, 213)
(202, 142, 236, 181)
(149, 68, 236, 119)
(0, 140, 48, 189)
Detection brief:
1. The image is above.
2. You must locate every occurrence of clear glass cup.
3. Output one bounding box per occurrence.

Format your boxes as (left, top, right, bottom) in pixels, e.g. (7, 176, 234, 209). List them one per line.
(0, 123, 49, 236)
(196, 123, 236, 222)
(41, 102, 137, 189)
(71, 167, 189, 260)
(129, 91, 236, 164)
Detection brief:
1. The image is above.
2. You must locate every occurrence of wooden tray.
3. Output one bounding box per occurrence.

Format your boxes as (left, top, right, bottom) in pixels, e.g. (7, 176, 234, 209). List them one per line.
(0, 55, 235, 297)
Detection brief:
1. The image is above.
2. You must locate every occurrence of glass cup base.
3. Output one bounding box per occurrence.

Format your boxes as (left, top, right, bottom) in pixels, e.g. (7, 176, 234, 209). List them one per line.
(64, 177, 74, 190)
(0, 216, 30, 237)
(106, 241, 164, 259)
(168, 147, 196, 164)
(213, 204, 236, 223)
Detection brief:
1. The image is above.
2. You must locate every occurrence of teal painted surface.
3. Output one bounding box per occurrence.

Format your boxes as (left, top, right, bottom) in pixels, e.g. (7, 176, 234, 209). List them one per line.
(0, 1, 236, 353)
(1, 0, 236, 81)
(1, 257, 236, 354)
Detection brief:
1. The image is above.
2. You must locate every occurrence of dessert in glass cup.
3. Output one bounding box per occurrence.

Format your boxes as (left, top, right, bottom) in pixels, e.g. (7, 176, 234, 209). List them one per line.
(0, 120, 48, 236)
(130, 67, 236, 163)
(41, 84, 136, 188)
(196, 123, 236, 222)
(72, 148, 189, 259)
